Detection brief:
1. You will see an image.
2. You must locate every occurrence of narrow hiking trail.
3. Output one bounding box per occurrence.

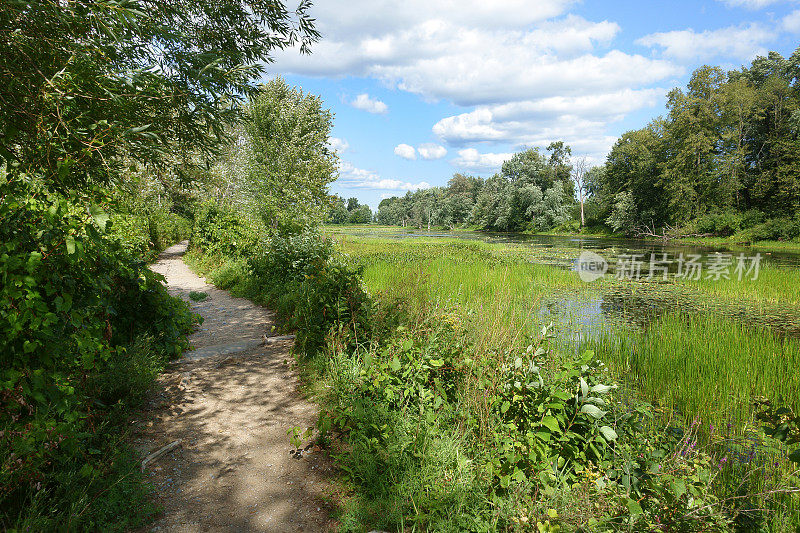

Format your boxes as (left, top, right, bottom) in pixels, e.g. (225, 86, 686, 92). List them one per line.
(132, 242, 336, 532)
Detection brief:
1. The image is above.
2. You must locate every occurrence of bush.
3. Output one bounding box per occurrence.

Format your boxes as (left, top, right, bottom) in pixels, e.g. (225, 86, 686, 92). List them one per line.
(191, 203, 259, 258)
(694, 211, 743, 237)
(485, 344, 619, 490)
(740, 217, 800, 243)
(0, 178, 195, 528)
(248, 232, 371, 356)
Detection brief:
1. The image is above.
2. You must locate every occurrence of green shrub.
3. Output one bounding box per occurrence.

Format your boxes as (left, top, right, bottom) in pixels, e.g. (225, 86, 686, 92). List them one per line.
(0, 178, 195, 527)
(740, 218, 800, 242)
(192, 203, 258, 258)
(485, 344, 619, 490)
(694, 211, 743, 237)
(249, 232, 371, 356)
(109, 213, 152, 258)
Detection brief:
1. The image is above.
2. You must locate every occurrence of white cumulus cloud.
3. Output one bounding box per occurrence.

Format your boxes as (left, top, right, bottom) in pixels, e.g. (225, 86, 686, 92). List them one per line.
(417, 143, 447, 160)
(337, 160, 429, 191)
(273, 6, 678, 107)
(783, 9, 800, 32)
(636, 24, 773, 62)
(328, 137, 350, 154)
(350, 93, 389, 114)
(452, 149, 514, 173)
(394, 143, 417, 160)
(433, 89, 664, 160)
(266, 1, 700, 173)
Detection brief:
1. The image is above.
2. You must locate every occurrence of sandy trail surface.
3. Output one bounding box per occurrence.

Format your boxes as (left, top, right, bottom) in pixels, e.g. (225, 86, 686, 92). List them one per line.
(132, 242, 336, 532)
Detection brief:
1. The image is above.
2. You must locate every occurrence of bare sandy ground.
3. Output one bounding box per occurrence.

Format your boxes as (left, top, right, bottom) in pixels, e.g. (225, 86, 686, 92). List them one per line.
(132, 242, 336, 532)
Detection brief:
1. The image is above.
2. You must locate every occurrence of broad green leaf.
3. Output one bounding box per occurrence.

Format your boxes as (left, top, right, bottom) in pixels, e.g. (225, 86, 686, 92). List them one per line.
(599, 425, 618, 441)
(581, 404, 606, 419)
(541, 416, 560, 433)
(672, 479, 686, 499)
(625, 498, 643, 515)
(89, 205, 110, 230)
(590, 383, 615, 394)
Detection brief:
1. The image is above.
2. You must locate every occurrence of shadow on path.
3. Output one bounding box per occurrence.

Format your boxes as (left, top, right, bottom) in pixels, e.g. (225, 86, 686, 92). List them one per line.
(133, 242, 338, 532)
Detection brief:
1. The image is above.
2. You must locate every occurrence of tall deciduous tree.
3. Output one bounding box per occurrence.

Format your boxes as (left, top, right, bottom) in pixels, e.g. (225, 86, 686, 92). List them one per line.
(240, 78, 338, 232)
(0, 0, 319, 192)
(572, 156, 590, 228)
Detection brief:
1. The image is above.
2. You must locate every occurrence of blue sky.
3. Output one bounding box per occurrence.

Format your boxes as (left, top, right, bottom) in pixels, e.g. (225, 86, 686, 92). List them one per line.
(268, 0, 800, 210)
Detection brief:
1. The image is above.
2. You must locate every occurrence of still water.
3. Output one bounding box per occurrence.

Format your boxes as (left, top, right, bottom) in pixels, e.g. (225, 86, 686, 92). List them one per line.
(333, 227, 800, 336)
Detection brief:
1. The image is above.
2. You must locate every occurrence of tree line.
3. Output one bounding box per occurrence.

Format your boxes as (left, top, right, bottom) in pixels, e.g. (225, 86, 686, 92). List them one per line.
(341, 49, 800, 241)
(594, 48, 800, 239)
(340, 142, 579, 232)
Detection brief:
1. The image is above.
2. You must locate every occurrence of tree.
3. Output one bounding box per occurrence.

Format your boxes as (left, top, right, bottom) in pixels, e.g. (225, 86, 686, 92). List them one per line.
(240, 78, 338, 232)
(571, 157, 590, 228)
(348, 204, 373, 224)
(328, 195, 350, 224)
(0, 0, 319, 194)
(603, 122, 667, 232)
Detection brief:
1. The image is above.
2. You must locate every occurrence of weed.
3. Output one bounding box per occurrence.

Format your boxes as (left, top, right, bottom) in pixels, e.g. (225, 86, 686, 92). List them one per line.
(189, 290, 208, 301)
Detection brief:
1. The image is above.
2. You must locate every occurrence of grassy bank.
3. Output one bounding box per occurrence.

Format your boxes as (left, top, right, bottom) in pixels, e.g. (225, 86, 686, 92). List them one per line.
(338, 235, 800, 428)
(190, 210, 800, 531)
(337, 235, 800, 530)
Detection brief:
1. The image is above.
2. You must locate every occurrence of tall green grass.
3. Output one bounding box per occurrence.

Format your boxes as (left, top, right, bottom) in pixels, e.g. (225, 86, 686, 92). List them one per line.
(340, 235, 800, 438)
(586, 314, 800, 433)
(679, 262, 800, 305)
(348, 237, 583, 357)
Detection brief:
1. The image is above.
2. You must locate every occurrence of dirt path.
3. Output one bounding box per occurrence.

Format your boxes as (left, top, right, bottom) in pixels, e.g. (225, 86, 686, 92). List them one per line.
(132, 242, 336, 532)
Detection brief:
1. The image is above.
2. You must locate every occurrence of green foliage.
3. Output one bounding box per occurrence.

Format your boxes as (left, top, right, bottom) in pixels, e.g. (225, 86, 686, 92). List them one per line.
(598, 48, 800, 236)
(0, 0, 319, 191)
(316, 323, 492, 531)
(250, 232, 371, 356)
(219, 77, 339, 232)
(375, 146, 576, 232)
(755, 399, 800, 465)
(740, 217, 800, 243)
(485, 340, 618, 489)
(360, 325, 469, 414)
(108, 209, 192, 261)
(598, 417, 732, 531)
(192, 203, 260, 258)
(692, 211, 744, 237)
(189, 291, 209, 302)
(325, 195, 368, 225)
(0, 178, 195, 527)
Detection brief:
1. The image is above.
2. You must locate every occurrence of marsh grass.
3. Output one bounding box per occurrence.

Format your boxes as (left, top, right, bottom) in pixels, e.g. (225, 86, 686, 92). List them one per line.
(347, 237, 583, 357)
(341, 235, 800, 455)
(586, 314, 800, 433)
(679, 263, 800, 305)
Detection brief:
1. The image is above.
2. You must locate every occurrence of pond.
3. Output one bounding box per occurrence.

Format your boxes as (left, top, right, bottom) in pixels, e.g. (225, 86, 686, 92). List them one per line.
(330, 226, 800, 337)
